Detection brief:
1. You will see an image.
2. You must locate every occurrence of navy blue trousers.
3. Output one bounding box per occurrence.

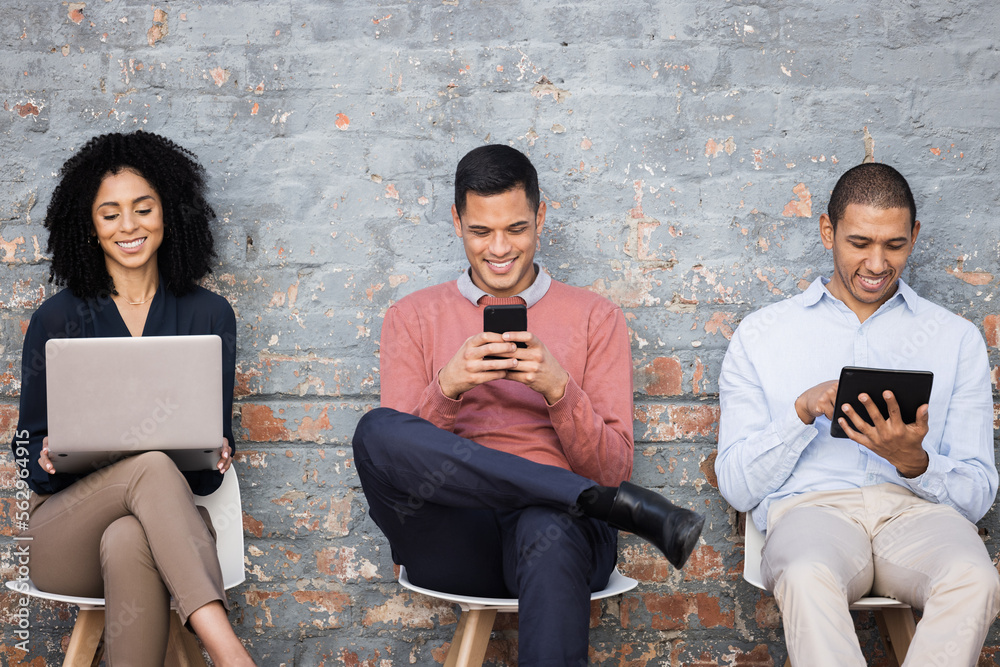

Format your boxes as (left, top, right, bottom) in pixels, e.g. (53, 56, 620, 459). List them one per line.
(353, 407, 618, 667)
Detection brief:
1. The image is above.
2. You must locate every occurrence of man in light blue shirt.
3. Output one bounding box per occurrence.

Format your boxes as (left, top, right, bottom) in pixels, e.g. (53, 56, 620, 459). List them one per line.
(716, 163, 1000, 667)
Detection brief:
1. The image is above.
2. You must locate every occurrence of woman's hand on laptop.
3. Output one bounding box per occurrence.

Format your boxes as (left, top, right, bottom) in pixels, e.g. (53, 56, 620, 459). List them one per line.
(39, 437, 56, 474)
(216, 438, 232, 474)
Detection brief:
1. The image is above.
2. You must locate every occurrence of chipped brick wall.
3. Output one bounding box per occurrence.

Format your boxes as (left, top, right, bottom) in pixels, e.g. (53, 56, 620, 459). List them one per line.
(1, 1, 999, 665)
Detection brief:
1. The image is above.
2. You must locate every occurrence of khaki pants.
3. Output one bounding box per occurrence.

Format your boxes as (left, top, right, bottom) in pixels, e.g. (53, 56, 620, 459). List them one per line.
(25, 451, 227, 667)
(761, 484, 1000, 667)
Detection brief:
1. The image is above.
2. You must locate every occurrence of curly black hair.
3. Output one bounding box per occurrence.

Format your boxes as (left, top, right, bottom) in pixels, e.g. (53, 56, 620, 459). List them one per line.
(44, 130, 217, 298)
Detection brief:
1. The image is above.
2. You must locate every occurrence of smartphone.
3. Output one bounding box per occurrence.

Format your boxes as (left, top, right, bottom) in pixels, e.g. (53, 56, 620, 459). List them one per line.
(830, 366, 933, 438)
(483, 304, 527, 359)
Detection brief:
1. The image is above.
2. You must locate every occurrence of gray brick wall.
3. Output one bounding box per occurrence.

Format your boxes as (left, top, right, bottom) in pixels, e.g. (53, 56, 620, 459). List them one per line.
(1, 1, 998, 664)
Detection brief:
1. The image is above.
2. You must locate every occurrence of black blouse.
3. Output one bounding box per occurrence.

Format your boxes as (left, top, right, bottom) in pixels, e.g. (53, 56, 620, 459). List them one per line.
(12, 280, 237, 496)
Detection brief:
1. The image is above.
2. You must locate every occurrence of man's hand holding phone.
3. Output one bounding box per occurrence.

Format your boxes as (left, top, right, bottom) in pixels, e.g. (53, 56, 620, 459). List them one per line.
(437, 332, 520, 399)
(437, 303, 569, 404)
(500, 330, 570, 405)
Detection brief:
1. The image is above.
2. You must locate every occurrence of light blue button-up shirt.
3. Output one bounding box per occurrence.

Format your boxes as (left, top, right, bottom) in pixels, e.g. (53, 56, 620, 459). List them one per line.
(716, 277, 997, 533)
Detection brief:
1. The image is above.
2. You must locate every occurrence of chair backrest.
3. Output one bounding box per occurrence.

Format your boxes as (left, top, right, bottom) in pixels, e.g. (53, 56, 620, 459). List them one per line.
(742, 514, 766, 590)
(194, 464, 245, 590)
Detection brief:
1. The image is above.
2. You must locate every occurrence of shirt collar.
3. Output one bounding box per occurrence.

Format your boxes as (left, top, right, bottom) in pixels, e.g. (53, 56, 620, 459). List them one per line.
(456, 264, 552, 307)
(805, 276, 916, 313)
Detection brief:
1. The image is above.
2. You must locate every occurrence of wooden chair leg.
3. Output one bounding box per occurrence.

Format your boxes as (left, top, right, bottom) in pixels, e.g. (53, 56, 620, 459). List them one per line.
(63, 609, 105, 667)
(875, 608, 916, 666)
(783, 657, 791, 667)
(443, 608, 497, 667)
(165, 612, 208, 667)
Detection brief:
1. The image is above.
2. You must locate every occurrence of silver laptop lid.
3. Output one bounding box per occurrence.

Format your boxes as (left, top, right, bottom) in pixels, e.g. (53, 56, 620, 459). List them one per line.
(45, 334, 223, 472)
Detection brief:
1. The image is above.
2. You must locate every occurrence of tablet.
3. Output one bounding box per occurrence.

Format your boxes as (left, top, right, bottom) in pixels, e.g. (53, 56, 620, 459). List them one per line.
(830, 366, 933, 438)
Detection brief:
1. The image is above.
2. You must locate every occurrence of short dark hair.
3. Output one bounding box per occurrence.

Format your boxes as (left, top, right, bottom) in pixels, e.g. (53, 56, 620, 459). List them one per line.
(44, 130, 217, 298)
(828, 162, 917, 231)
(454, 145, 540, 218)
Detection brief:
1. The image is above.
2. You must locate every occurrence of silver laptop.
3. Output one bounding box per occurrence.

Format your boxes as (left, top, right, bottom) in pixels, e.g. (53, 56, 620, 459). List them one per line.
(45, 334, 224, 474)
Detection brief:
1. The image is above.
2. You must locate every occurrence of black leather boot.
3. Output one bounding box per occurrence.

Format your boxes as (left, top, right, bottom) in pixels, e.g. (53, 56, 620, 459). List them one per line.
(606, 481, 705, 569)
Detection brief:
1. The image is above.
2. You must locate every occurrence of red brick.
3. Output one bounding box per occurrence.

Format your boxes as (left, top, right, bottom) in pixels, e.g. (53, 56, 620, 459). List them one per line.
(242, 589, 282, 630)
(642, 591, 734, 630)
(290, 590, 350, 628)
(979, 646, 1000, 666)
(618, 543, 672, 582)
(324, 493, 353, 536)
(240, 404, 289, 442)
(240, 403, 335, 443)
(591, 642, 658, 666)
(671, 643, 774, 667)
(734, 645, 776, 667)
(0, 404, 19, 444)
(984, 315, 1000, 348)
(636, 356, 683, 396)
(699, 450, 718, 489)
(635, 404, 720, 442)
(755, 594, 781, 629)
(692, 357, 705, 394)
(315, 546, 378, 582)
(234, 366, 261, 398)
(242, 512, 264, 538)
(0, 499, 25, 537)
(362, 592, 456, 629)
(618, 595, 641, 629)
(296, 405, 331, 442)
(0, 643, 44, 667)
(0, 456, 20, 492)
(781, 182, 812, 218)
(682, 545, 726, 582)
(704, 311, 735, 339)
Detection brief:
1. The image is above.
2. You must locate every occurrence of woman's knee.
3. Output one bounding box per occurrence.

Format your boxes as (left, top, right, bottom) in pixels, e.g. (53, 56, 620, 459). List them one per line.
(100, 515, 151, 570)
(131, 449, 178, 472)
(125, 450, 189, 490)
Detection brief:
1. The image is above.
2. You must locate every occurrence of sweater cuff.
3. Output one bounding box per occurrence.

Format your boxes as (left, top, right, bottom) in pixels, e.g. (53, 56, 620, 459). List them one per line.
(428, 374, 463, 421)
(546, 375, 583, 422)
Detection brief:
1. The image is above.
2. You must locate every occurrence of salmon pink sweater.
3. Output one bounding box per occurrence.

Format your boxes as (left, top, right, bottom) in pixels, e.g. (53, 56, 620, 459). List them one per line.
(379, 278, 634, 487)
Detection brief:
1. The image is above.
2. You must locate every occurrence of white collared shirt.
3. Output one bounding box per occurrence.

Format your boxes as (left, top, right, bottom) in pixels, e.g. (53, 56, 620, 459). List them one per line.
(716, 277, 997, 532)
(456, 263, 552, 307)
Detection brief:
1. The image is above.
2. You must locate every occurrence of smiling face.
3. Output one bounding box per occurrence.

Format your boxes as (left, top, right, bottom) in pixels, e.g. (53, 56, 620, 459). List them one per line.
(91, 169, 164, 278)
(452, 187, 546, 298)
(821, 203, 920, 321)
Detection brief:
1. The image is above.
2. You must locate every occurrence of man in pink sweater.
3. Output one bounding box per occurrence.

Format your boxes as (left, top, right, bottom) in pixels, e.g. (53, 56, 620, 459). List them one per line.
(353, 145, 703, 665)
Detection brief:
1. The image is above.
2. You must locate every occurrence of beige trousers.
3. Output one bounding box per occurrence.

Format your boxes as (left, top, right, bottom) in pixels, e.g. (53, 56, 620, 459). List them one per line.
(761, 484, 1000, 667)
(25, 451, 227, 667)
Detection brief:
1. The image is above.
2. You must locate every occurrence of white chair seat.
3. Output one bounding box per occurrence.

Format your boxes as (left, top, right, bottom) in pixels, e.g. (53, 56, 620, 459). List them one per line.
(397, 565, 637, 667)
(5, 580, 104, 609)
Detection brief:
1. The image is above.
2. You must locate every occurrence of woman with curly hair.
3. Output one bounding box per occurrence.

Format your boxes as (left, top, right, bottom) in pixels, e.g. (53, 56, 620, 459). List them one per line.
(12, 131, 254, 666)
